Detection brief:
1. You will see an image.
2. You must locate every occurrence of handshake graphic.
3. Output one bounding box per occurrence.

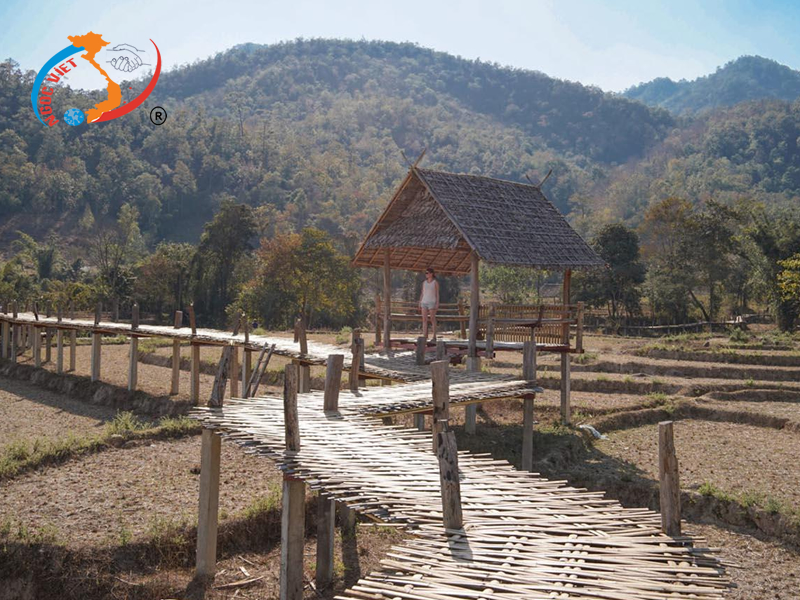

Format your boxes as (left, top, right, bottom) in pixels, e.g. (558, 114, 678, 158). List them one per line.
(107, 44, 150, 73)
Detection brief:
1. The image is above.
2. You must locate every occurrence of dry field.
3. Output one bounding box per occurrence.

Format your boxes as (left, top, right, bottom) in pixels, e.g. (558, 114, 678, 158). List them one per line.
(1, 326, 799, 599)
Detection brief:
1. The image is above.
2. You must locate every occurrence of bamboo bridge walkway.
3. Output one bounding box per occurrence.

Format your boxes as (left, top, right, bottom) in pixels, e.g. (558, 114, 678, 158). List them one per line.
(191, 370, 730, 600)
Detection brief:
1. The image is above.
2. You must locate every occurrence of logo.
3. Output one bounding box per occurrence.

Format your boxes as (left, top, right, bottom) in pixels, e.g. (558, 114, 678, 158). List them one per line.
(31, 32, 161, 127)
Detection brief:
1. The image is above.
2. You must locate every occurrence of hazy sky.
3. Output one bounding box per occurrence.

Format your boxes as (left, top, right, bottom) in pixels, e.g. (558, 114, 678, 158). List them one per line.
(2, 0, 800, 92)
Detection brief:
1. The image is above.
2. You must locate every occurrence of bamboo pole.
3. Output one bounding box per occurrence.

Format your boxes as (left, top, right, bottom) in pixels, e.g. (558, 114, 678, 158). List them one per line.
(195, 428, 221, 577)
(280, 362, 305, 600)
(323, 354, 344, 412)
(659, 421, 681, 537)
(171, 310, 182, 395)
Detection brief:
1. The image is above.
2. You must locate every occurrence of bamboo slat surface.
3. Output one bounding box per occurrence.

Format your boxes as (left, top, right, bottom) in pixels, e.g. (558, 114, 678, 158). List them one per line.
(191, 388, 729, 600)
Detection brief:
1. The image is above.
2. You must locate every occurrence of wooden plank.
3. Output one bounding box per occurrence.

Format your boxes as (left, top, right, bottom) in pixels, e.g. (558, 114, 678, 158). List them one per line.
(522, 394, 534, 472)
(659, 421, 681, 537)
(323, 354, 344, 412)
(196, 429, 221, 577)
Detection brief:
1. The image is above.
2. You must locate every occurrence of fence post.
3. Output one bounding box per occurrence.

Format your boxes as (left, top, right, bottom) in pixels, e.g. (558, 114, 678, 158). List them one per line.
(431, 360, 462, 530)
(195, 428, 221, 577)
(323, 354, 344, 412)
(659, 421, 681, 537)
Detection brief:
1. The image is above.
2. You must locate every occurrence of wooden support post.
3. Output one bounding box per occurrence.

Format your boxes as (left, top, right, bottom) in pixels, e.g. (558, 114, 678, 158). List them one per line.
(69, 330, 76, 371)
(297, 362, 311, 394)
(458, 297, 467, 340)
(191, 343, 201, 405)
(414, 413, 425, 431)
(44, 328, 52, 363)
(468, 252, 480, 358)
(1, 320, 8, 359)
(415, 336, 426, 366)
(431, 360, 450, 454)
(465, 404, 477, 435)
(431, 360, 462, 529)
(659, 421, 681, 537)
(436, 339, 446, 361)
(280, 363, 305, 600)
(338, 501, 357, 541)
(561, 269, 572, 425)
(324, 354, 344, 412)
(486, 305, 495, 359)
(522, 393, 535, 472)
(243, 348, 252, 398)
(229, 345, 240, 398)
(11, 324, 18, 363)
(560, 354, 571, 425)
(188, 303, 197, 336)
(171, 311, 182, 395)
(358, 337, 366, 387)
(383, 248, 391, 349)
(128, 304, 139, 392)
(374, 292, 382, 347)
(523, 340, 537, 382)
(91, 331, 101, 381)
(576, 301, 584, 353)
(196, 428, 221, 577)
(95, 302, 102, 326)
(33, 326, 42, 367)
(349, 330, 362, 392)
(315, 493, 336, 590)
(56, 328, 64, 373)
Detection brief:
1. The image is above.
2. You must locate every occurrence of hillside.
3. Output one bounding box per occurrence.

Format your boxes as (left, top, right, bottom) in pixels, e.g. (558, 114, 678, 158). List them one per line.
(624, 55, 800, 114)
(0, 39, 672, 248)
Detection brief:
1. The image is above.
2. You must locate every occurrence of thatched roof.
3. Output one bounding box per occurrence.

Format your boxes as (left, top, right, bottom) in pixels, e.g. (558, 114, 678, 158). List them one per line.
(353, 168, 604, 274)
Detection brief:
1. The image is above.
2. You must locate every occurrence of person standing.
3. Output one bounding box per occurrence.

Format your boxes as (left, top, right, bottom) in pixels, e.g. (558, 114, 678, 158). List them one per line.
(419, 267, 440, 341)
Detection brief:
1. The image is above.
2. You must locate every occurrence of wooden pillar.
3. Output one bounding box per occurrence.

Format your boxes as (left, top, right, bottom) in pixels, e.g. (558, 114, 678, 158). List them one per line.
(56, 329, 64, 373)
(374, 292, 382, 347)
(298, 363, 311, 394)
(468, 252, 480, 359)
(436, 339, 446, 361)
(522, 393, 535, 472)
(196, 428, 221, 577)
(191, 343, 201, 405)
(348, 330, 362, 392)
(243, 348, 252, 398)
(229, 345, 240, 398)
(383, 248, 391, 349)
(415, 336, 426, 366)
(324, 354, 344, 411)
(561, 269, 572, 425)
(465, 404, 477, 435)
(33, 326, 41, 367)
(576, 301, 584, 353)
(91, 332, 101, 381)
(11, 324, 18, 363)
(659, 421, 681, 536)
(1, 320, 8, 359)
(44, 328, 52, 363)
(128, 304, 139, 392)
(171, 310, 182, 395)
(281, 363, 305, 600)
(485, 305, 495, 359)
(431, 360, 450, 454)
(315, 493, 336, 589)
(69, 330, 76, 371)
(458, 298, 467, 340)
(431, 360, 462, 530)
(523, 340, 537, 382)
(414, 413, 425, 431)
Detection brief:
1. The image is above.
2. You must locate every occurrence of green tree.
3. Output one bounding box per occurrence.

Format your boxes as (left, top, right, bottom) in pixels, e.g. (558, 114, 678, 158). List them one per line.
(576, 224, 645, 320)
(778, 254, 800, 307)
(238, 228, 360, 329)
(135, 243, 196, 318)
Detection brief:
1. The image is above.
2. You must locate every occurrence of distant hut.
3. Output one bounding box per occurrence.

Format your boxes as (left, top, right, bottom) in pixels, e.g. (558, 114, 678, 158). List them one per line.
(353, 166, 604, 355)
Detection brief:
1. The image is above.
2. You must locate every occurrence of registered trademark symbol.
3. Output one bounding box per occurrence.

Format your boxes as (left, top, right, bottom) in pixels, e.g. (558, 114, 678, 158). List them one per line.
(150, 106, 167, 125)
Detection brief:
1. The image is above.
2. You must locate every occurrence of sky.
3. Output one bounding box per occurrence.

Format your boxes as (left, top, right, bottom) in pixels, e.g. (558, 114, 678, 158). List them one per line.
(2, 0, 800, 92)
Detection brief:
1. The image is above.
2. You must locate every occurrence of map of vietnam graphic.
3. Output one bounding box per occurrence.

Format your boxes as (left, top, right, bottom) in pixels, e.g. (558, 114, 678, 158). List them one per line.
(67, 32, 121, 123)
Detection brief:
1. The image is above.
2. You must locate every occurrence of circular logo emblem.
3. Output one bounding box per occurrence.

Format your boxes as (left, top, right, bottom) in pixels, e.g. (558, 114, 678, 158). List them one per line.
(149, 106, 167, 125)
(63, 108, 85, 126)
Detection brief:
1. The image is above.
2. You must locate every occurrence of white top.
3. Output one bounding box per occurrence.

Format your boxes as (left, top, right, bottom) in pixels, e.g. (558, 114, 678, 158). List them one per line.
(421, 279, 437, 304)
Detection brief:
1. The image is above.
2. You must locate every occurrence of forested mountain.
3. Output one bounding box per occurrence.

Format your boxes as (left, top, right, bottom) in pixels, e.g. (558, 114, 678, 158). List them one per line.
(624, 55, 800, 114)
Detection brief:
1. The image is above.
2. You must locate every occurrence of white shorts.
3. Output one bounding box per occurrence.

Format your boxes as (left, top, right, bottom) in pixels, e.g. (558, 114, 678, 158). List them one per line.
(421, 301, 437, 310)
